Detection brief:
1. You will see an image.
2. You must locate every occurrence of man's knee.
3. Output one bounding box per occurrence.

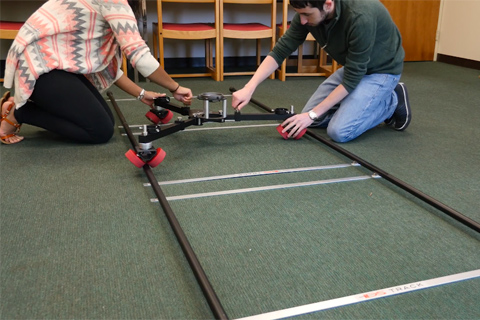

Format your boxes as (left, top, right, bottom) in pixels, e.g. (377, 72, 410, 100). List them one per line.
(326, 126, 355, 143)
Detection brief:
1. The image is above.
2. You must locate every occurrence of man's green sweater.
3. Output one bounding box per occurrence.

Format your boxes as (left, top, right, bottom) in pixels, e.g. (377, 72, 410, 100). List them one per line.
(269, 0, 405, 93)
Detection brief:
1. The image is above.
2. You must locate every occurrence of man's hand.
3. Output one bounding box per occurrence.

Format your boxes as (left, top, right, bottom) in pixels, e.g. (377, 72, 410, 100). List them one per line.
(232, 86, 255, 111)
(281, 113, 314, 138)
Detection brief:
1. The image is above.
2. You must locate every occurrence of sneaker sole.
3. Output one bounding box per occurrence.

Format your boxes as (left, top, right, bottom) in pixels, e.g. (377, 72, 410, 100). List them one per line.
(395, 83, 411, 131)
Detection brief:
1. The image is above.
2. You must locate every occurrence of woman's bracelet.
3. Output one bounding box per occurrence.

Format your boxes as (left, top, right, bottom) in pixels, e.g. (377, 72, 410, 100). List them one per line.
(169, 84, 180, 93)
(136, 88, 145, 100)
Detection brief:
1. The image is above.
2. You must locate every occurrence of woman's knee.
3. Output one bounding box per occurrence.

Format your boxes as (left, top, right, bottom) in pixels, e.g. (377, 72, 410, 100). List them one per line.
(89, 125, 114, 144)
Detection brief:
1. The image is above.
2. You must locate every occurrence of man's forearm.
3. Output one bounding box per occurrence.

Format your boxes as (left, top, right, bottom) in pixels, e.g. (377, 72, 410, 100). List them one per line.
(311, 84, 349, 116)
(244, 56, 279, 90)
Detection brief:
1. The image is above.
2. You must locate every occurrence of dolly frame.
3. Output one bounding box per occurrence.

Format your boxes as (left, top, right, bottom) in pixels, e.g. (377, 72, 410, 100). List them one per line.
(138, 92, 297, 144)
(107, 89, 480, 320)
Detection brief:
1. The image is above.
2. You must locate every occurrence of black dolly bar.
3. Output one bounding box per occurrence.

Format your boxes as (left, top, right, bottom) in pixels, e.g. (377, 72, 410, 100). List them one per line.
(139, 119, 196, 143)
(225, 113, 293, 122)
(107, 92, 229, 320)
(239, 90, 480, 234)
(305, 130, 480, 233)
(138, 113, 293, 143)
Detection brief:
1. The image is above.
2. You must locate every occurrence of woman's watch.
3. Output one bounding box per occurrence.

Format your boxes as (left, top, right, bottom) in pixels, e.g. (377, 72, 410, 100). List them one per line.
(308, 110, 319, 120)
(136, 88, 145, 100)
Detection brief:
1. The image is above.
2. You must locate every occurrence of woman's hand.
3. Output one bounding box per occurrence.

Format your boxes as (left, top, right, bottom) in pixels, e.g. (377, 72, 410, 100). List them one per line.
(140, 90, 167, 108)
(172, 86, 193, 105)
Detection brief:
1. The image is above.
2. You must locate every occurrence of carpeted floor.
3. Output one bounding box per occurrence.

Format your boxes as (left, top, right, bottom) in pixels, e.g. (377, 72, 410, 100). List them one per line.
(1, 62, 479, 319)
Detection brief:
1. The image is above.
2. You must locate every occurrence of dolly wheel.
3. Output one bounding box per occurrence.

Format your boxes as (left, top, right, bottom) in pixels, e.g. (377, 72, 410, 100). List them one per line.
(294, 128, 307, 140)
(147, 148, 167, 168)
(276, 125, 307, 140)
(159, 110, 173, 124)
(276, 125, 289, 139)
(125, 149, 146, 168)
(146, 111, 161, 124)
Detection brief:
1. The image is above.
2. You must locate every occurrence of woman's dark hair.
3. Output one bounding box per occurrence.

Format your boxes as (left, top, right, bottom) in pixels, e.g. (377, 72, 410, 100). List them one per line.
(127, 0, 140, 13)
(289, 0, 327, 10)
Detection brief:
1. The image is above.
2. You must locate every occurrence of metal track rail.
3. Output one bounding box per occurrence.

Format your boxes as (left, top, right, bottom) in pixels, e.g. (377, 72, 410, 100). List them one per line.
(229, 87, 480, 234)
(107, 92, 229, 320)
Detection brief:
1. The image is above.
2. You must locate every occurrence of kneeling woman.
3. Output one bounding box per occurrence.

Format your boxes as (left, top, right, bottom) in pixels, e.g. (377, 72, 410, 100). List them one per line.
(1, 0, 192, 145)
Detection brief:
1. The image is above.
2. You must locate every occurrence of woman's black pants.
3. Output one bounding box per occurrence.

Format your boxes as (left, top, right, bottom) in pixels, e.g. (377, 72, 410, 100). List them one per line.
(14, 70, 115, 144)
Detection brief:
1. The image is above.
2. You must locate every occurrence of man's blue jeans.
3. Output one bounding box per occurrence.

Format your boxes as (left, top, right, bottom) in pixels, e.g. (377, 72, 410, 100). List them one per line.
(302, 67, 401, 142)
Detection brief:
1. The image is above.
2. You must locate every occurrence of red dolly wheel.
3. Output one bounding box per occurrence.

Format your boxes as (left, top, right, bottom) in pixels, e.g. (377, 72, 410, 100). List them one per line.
(146, 111, 161, 125)
(146, 109, 173, 125)
(276, 125, 307, 140)
(276, 124, 289, 139)
(147, 148, 166, 168)
(159, 110, 173, 124)
(125, 149, 146, 168)
(294, 128, 307, 139)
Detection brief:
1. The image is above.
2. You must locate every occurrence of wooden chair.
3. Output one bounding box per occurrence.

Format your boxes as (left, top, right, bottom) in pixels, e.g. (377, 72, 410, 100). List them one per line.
(152, 0, 221, 81)
(0, 21, 24, 82)
(219, 0, 276, 80)
(122, 54, 128, 75)
(276, 0, 338, 81)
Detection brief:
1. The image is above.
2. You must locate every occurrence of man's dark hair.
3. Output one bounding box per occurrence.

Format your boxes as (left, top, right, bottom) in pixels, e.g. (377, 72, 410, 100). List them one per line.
(289, 0, 327, 10)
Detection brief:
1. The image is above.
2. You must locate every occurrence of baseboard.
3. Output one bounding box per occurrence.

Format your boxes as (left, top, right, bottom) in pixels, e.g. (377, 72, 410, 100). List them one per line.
(436, 54, 480, 70)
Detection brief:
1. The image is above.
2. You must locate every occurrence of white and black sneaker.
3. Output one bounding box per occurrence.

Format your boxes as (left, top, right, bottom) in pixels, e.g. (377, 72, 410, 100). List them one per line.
(392, 82, 411, 131)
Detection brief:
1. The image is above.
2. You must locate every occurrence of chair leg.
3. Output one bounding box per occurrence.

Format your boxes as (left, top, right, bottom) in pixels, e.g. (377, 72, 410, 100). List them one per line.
(315, 43, 321, 71)
(332, 59, 339, 73)
(205, 39, 211, 69)
(152, 24, 158, 61)
(214, 36, 221, 81)
(278, 60, 286, 81)
(122, 54, 128, 74)
(319, 49, 337, 75)
(297, 43, 304, 73)
(159, 34, 165, 68)
(219, 37, 224, 81)
(206, 38, 219, 81)
(258, 38, 275, 79)
(256, 39, 261, 66)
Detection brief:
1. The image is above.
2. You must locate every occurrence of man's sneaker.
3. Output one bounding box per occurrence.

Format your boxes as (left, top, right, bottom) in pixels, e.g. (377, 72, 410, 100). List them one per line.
(392, 82, 411, 131)
(384, 116, 395, 126)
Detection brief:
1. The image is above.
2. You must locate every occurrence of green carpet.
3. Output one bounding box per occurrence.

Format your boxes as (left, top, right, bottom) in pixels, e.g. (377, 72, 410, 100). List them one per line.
(1, 62, 479, 319)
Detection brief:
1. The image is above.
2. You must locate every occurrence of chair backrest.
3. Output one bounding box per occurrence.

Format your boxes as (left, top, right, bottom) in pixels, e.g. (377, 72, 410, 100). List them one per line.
(156, 0, 219, 40)
(220, 0, 276, 39)
(153, 0, 221, 80)
(0, 21, 23, 39)
(1, 21, 24, 82)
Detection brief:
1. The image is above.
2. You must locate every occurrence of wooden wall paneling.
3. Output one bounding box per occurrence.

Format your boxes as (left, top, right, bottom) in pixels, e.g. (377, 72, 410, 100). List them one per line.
(380, 0, 441, 61)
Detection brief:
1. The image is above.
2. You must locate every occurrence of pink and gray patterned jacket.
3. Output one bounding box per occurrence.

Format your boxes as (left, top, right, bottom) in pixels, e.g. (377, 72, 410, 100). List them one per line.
(3, 0, 159, 108)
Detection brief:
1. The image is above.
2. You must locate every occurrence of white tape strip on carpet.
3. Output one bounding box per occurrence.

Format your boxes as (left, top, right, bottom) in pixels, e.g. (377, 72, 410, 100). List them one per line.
(145, 163, 359, 186)
(236, 269, 480, 320)
(151, 175, 373, 202)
